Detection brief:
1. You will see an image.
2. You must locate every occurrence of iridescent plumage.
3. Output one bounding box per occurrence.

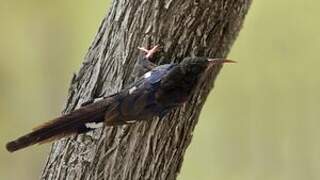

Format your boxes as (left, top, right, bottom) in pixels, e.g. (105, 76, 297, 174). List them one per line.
(6, 45, 234, 152)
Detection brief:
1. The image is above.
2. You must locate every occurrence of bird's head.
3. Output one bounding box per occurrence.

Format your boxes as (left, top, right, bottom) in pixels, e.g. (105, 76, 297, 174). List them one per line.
(180, 57, 235, 77)
(156, 57, 235, 106)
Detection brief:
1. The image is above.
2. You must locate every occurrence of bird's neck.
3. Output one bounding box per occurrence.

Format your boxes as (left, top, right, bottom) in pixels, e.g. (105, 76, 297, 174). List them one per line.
(156, 65, 203, 106)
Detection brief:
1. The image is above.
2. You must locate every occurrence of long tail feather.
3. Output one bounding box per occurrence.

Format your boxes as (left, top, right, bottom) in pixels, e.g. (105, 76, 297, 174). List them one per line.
(6, 98, 116, 152)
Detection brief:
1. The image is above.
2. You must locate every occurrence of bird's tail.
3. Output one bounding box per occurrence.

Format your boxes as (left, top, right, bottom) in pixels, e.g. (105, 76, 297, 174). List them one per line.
(6, 97, 118, 153)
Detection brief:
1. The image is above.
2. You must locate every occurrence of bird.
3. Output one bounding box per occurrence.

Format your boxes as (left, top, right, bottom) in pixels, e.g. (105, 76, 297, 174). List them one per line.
(6, 45, 235, 152)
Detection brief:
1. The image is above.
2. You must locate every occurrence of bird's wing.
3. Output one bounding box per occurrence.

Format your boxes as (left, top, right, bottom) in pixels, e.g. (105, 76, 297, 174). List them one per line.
(104, 64, 176, 124)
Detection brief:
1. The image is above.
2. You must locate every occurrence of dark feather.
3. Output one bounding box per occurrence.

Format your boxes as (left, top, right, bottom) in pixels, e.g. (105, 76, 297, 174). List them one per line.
(6, 56, 225, 152)
(6, 97, 115, 152)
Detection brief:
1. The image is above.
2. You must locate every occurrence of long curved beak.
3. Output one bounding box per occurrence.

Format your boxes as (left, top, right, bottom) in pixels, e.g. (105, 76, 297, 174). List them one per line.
(208, 58, 236, 64)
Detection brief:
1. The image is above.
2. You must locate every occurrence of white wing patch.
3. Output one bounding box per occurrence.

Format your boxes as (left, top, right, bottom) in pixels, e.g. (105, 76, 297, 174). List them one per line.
(93, 97, 104, 103)
(144, 71, 152, 78)
(125, 120, 137, 124)
(85, 122, 104, 129)
(129, 86, 137, 94)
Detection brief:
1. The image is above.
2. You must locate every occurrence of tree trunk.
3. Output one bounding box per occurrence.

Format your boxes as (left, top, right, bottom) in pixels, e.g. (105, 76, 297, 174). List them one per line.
(41, 0, 251, 179)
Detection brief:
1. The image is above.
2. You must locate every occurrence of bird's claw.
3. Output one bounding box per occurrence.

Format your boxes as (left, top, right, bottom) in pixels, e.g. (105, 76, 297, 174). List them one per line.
(138, 45, 160, 59)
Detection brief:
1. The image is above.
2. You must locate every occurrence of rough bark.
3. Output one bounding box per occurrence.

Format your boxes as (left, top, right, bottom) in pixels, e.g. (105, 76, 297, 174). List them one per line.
(41, 0, 251, 179)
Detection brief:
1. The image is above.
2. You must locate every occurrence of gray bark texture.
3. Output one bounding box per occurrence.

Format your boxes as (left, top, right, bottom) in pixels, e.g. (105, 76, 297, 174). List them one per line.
(41, 0, 251, 179)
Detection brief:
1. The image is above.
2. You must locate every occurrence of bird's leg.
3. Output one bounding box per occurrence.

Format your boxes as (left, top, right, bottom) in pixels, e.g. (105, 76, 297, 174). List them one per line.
(130, 45, 161, 79)
(137, 45, 160, 71)
(138, 45, 159, 59)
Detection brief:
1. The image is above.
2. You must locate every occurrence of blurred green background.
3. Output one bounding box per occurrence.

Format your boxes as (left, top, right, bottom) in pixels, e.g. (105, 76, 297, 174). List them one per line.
(1, 0, 319, 180)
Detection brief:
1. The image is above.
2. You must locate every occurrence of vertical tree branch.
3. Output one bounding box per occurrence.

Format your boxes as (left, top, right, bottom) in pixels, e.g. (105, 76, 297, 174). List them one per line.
(41, 0, 252, 179)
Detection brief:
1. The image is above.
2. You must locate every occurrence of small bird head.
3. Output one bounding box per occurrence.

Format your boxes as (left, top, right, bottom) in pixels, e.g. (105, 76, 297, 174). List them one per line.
(180, 57, 235, 76)
(156, 57, 235, 106)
